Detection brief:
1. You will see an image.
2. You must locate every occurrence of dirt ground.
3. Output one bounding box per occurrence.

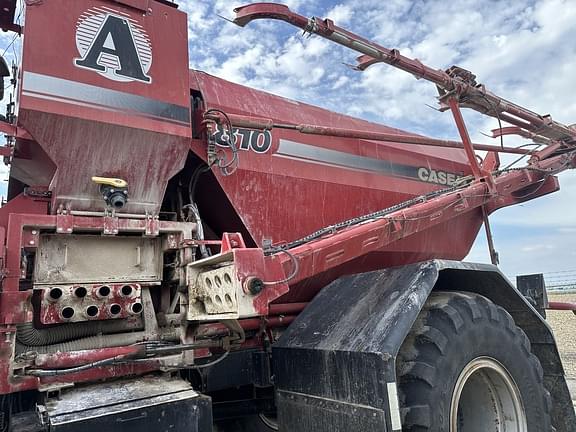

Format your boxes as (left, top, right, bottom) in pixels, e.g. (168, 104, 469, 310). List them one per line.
(547, 292, 576, 380)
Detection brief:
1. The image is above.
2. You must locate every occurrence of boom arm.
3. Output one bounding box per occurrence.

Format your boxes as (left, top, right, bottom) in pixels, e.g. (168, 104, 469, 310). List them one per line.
(233, 3, 576, 145)
(226, 3, 576, 290)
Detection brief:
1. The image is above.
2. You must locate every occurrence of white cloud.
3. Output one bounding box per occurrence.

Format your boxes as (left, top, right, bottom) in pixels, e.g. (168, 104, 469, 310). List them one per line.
(521, 244, 555, 253)
(468, 225, 576, 278)
(326, 4, 353, 24)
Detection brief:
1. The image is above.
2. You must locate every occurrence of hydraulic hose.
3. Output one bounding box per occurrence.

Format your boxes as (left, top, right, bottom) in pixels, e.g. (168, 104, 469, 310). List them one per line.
(16, 326, 180, 355)
(17, 333, 144, 355)
(16, 319, 140, 346)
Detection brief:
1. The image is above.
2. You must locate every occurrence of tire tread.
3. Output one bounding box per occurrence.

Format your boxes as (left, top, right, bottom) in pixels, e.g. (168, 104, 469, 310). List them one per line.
(398, 291, 553, 431)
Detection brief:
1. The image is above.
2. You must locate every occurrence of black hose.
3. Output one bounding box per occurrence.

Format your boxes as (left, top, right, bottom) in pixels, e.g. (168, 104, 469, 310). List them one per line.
(26, 355, 130, 377)
(16, 320, 140, 346)
(16, 327, 180, 355)
(16, 333, 144, 356)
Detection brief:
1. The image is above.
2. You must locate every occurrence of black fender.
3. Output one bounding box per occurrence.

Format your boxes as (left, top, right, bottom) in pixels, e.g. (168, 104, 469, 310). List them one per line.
(273, 259, 575, 432)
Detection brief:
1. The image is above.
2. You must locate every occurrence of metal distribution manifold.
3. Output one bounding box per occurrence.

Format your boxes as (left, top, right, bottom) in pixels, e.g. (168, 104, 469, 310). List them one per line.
(32, 233, 161, 324)
(38, 283, 142, 324)
(184, 252, 268, 321)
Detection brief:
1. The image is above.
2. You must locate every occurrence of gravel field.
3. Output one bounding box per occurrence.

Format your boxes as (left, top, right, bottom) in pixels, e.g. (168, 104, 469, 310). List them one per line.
(547, 292, 576, 380)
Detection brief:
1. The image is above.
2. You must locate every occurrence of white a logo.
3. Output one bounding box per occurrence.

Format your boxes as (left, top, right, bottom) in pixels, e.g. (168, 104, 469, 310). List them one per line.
(75, 8, 152, 83)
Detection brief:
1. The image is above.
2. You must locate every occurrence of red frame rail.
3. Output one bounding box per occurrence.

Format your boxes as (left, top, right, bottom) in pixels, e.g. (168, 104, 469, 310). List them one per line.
(548, 301, 576, 313)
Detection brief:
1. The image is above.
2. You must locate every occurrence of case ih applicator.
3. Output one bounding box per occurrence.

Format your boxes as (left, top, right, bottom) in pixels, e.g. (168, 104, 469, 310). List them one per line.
(0, 1, 573, 431)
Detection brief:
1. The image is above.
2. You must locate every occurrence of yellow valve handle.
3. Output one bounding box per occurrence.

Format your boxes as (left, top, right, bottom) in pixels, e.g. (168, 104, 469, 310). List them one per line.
(91, 176, 128, 188)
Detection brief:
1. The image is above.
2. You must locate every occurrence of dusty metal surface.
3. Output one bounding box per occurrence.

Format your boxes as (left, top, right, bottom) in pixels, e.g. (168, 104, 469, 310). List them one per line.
(46, 375, 195, 415)
(0, 4, 573, 430)
(34, 234, 162, 285)
(185, 252, 269, 320)
(274, 261, 439, 432)
(16, 0, 192, 214)
(44, 375, 212, 432)
(218, 3, 576, 306)
(188, 264, 238, 316)
(191, 70, 478, 283)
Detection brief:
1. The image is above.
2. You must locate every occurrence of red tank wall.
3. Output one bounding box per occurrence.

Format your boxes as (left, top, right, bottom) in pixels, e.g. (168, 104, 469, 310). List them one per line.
(189, 71, 481, 274)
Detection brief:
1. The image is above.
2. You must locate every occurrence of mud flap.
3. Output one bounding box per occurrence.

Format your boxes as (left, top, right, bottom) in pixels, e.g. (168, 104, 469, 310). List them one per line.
(273, 261, 439, 432)
(273, 259, 575, 432)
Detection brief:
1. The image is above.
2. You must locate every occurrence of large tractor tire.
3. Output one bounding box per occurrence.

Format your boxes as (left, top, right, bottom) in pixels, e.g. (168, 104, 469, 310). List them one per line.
(397, 291, 553, 432)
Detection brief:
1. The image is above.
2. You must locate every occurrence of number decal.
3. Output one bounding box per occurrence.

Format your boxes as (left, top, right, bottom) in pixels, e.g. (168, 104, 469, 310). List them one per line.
(213, 126, 272, 154)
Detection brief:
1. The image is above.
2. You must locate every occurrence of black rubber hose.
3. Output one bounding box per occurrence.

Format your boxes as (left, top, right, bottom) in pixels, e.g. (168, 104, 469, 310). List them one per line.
(16, 320, 138, 346)
(16, 332, 145, 355)
(16, 327, 180, 355)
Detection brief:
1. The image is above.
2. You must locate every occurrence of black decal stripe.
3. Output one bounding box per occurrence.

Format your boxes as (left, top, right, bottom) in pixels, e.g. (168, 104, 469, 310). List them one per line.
(276, 139, 441, 184)
(22, 72, 190, 124)
(21, 91, 190, 127)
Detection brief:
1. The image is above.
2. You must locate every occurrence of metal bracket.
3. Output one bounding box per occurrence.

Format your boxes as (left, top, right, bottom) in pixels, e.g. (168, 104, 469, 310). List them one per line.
(221, 232, 246, 254)
(21, 228, 39, 250)
(103, 215, 119, 236)
(23, 186, 52, 201)
(56, 214, 73, 234)
(145, 214, 160, 237)
(446, 97, 484, 179)
(516, 273, 547, 318)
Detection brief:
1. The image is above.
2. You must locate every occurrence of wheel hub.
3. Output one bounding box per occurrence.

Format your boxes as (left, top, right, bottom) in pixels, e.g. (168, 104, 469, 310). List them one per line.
(450, 357, 527, 432)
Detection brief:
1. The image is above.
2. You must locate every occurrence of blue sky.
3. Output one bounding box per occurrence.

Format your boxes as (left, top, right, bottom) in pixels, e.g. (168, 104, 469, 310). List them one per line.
(1, 0, 575, 282)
